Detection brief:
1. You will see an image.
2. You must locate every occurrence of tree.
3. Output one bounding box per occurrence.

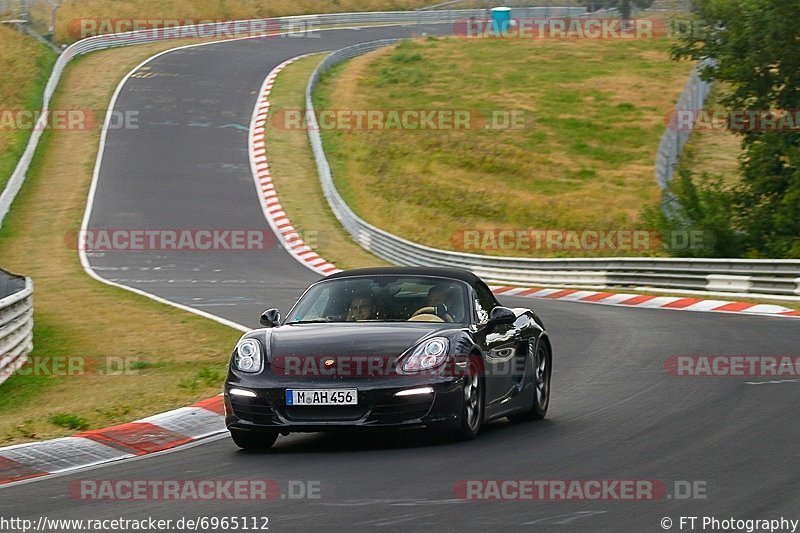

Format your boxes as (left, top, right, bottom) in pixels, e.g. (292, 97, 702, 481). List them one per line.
(644, 148, 746, 258)
(671, 0, 800, 257)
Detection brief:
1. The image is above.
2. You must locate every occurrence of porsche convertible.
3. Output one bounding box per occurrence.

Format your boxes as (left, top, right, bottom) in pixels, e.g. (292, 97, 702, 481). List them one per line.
(224, 267, 552, 449)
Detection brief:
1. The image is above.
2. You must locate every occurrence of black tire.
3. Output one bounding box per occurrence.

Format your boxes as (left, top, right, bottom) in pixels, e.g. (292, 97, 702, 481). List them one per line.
(508, 340, 551, 422)
(229, 428, 279, 450)
(452, 354, 484, 441)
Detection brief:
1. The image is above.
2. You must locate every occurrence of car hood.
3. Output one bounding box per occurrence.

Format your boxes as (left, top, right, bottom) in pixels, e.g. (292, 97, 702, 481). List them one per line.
(268, 322, 452, 373)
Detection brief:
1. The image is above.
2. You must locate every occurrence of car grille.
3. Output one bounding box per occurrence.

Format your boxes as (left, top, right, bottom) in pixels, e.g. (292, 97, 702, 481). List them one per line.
(368, 397, 434, 424)
(230, 395, 279, 425)
(283, 406, 368, 422)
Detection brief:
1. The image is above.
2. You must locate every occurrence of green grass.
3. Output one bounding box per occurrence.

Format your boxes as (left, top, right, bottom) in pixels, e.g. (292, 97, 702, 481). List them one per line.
(49, 413, 90, 430)
(315, 36, 694, 257)
(0, 27, 57, 192)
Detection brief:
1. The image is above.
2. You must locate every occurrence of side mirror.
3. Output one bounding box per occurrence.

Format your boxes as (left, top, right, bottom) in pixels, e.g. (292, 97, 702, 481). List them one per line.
(260, 308, 281, 328)
(487, 306, 516, 327)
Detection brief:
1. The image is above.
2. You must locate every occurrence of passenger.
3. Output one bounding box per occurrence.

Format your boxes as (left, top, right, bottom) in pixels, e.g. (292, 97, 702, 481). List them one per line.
(347, 293, 377, 321)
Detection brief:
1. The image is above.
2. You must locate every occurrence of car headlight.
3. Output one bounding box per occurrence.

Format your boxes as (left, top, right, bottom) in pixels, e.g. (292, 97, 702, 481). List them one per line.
(234, 339, 263, 373)
(401, 337, 450, 372)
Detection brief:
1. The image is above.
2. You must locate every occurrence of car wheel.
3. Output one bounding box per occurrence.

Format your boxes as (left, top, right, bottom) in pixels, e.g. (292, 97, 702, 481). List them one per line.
(453, 354, 484, 441)
(508, 340, 551, 422)
(230, 428, 279, 450)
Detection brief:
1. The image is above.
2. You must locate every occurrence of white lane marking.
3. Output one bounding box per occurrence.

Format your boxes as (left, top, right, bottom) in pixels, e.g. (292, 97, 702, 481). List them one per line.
(79, 45, 249, 333)
(356, 514, 416, 527)
(316, 499, 469, 507)
(522, 510, 608, 525)
(745, 379, 800, 385)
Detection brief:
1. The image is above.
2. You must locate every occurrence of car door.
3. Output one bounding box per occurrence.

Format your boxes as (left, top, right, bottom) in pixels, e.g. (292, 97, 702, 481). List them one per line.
(472, 281, 525, 411)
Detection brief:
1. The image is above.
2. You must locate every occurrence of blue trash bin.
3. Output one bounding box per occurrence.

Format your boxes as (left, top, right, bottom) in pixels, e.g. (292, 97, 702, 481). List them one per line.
(491, 7, 512, 35)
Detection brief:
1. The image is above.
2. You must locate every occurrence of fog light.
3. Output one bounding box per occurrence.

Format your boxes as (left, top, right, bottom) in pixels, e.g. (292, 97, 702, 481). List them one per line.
(229, 388, 257, 398)
(394, 386, 434, 397)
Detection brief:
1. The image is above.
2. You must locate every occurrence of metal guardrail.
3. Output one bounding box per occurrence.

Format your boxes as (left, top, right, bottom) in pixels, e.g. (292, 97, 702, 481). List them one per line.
(306, 41, 800, 297)
(655, 59, 715, 189)
(0, 268, 33, 386)
(648, 0, 693, 12)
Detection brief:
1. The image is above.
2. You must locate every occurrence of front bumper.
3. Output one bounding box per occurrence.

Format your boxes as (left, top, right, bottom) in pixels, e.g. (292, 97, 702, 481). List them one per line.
(224, 377, 463, 432)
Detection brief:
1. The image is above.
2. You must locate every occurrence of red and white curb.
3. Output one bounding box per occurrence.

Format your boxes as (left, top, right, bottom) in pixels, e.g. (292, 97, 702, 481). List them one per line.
(248, 55, 343, 277)
(0, 396, 225, 486)
(491, 286, 800, 319)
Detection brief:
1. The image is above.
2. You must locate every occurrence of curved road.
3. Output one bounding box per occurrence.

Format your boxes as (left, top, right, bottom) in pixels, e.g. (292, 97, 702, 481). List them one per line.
(4, 26, 800, 532)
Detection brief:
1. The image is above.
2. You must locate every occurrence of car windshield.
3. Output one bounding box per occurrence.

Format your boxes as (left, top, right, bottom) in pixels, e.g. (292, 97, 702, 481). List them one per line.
(286, 276, 471, 324)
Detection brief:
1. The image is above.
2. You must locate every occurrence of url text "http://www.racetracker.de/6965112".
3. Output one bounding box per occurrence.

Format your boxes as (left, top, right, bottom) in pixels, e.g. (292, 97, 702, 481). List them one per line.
(0, 516, 270, 533)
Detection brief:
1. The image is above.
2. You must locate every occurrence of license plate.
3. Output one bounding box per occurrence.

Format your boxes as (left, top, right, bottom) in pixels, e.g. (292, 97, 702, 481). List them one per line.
(286, 389, 358, 406)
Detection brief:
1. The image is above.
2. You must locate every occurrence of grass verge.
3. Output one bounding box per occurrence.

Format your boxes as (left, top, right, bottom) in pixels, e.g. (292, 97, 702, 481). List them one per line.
(314, 36, 694, 258)
(0, 38, 245, 446)
(0, 26, 57, 192)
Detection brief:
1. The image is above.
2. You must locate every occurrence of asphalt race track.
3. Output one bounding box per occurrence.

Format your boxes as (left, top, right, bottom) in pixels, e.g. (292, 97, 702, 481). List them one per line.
(3, 25, 800, 532)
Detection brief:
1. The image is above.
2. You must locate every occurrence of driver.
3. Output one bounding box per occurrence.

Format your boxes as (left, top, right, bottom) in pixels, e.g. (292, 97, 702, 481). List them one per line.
(347, 293, 377, 321)
(411, 285, 455, 322)
(426, 285, 450, 307)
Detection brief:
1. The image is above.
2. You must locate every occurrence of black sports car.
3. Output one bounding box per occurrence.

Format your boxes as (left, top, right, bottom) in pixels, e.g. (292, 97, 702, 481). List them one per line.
(224, 267, 552, 449)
